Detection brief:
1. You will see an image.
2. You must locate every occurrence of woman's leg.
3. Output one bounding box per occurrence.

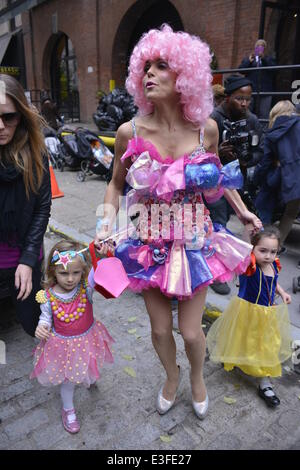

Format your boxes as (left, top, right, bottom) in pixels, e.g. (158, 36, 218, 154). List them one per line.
(143, 288, 180, 400)
(279, 199, 300, 245)
(178, 288, 208, 402)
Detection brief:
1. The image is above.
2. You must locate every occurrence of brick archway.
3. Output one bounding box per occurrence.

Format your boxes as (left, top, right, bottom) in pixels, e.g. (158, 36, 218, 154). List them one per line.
(112, 0, 184, 88)
(42, 32, 79, 120)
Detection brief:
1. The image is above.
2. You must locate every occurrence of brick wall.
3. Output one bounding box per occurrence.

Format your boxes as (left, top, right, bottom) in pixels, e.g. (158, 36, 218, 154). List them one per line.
(22, 0, 272, 122)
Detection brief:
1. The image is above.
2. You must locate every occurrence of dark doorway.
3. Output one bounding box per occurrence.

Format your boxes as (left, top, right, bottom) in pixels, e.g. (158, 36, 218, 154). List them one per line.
(260, 0, 300, 102)
(1, 31, 26, 87)
(112, 0, 183, 87)
(127, 1, 184, 59)
(51, 33, 80, 120)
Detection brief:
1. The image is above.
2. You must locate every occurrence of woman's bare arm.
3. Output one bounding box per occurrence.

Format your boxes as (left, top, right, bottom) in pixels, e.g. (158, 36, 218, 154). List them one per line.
(95, 122, 132, 249)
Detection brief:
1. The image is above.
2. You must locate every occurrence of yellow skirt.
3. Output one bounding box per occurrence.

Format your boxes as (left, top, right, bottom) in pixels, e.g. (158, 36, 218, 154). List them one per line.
(206, 296, 292, 377)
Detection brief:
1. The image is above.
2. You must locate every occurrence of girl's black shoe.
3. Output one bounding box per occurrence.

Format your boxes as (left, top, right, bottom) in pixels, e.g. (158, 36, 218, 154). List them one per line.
(258, 386, 280, 407)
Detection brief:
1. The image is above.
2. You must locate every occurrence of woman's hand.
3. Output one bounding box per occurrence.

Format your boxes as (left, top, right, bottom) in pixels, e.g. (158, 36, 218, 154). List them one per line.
(94, 225, 114, 256)
(35, 324, 51, 341)
(238, 209, 262, 233)
(15, 264, 33, 300)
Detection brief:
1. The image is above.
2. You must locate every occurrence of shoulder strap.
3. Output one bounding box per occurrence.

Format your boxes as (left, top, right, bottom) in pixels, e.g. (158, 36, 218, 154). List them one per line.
(131, 118, 137, 141)
(199, 128, 205, 151)
(199, 128, 204, 145)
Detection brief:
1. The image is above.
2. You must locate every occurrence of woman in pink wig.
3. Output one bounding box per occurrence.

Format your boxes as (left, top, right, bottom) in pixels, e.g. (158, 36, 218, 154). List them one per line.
(95, 25, 261, 419)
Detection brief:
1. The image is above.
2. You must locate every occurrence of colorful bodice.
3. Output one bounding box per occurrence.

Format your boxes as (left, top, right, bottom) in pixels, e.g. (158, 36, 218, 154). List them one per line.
(120, 136, 243, 248)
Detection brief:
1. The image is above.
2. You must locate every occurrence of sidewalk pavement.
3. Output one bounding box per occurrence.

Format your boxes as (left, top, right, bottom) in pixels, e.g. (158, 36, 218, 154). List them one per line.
(1, 166, 300, 451)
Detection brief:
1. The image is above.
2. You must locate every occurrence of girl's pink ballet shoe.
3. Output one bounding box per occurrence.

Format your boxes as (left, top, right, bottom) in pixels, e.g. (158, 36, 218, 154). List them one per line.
(61, 408, 80, 434)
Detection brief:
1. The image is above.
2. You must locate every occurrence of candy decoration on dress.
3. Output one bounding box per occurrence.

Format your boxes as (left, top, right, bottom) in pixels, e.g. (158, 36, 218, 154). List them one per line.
(219, 159, 244, 189)
(35, 289, 48, 304)
(114, 136, 252, 299)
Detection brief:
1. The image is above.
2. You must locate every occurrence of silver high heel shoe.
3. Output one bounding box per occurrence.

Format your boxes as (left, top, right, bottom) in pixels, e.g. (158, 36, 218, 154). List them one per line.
(156, 366, 181, 415)
(192, 395, 209, 420)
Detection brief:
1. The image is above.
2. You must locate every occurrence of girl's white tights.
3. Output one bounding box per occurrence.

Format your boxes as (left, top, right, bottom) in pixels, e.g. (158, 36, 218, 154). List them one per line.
(259, 377, 275, 396)
(60, 381, 76, 410)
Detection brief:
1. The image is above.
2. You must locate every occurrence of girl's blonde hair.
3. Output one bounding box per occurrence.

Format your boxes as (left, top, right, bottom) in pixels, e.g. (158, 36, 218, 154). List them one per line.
(43, 240, 90, 289)
(269, 100, 295, 128)
(0, 74, 47, 197)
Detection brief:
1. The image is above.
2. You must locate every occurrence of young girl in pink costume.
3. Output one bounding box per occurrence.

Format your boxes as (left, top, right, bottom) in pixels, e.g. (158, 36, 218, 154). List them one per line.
(30, 240, 114, 434)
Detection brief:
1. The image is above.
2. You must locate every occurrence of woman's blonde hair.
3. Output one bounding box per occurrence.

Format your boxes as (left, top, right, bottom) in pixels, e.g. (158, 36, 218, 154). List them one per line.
(269, 100, 296, 128)
(0, 74, 47, 196)
(43, 240, 90, 289)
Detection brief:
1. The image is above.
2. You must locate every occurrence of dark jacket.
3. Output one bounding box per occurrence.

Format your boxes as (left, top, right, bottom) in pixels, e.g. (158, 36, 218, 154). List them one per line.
(254, 115, 300, 204)
(211, 104, 264, 166)
(18, 156, 52, 268)
(239, 55, 276, 92)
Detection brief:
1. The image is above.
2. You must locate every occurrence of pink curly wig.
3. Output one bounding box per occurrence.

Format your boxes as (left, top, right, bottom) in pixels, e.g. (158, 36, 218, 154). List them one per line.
(126, 24, 213, 129)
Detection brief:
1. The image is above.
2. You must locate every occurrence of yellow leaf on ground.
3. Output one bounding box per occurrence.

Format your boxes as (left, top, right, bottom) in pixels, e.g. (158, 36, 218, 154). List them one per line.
(123, 367, 136, 377)
(160, 435, 172, 443)
(127, 328, 137, 334)
(128, 316, 137, 322)
(224, 396, 237, 405)
(121, 354, 134, 361)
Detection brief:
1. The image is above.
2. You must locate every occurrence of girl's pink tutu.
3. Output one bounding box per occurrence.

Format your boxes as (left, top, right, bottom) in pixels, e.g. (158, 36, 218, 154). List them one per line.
(31, 320, 114, 387)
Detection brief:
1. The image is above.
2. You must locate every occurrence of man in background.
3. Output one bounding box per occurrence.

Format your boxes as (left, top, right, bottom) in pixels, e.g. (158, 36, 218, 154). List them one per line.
(239, 39, 276, 120)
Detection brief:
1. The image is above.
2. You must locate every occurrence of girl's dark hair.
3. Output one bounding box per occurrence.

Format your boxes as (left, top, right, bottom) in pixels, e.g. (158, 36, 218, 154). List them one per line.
(250, 225, 281, 248)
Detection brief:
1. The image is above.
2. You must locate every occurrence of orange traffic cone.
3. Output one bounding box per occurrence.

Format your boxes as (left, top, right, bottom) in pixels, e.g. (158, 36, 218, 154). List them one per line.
(49, 158, 64, 199)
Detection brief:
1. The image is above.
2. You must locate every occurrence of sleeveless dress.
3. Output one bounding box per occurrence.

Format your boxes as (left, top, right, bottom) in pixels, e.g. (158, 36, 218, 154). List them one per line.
(114, 119, 252, 300)
(30, 281, 114, 387)
(206, 257, 292, 377)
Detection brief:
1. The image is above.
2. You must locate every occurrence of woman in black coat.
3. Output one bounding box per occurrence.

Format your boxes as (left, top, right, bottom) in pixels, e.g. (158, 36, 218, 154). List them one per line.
(254, 100, 300, 246)
(0, 74, 52, 336)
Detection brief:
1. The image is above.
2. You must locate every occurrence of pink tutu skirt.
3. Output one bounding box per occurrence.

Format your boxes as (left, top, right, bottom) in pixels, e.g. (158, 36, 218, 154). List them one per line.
(30, 320, 114, 387)
(116, 228, 252, 300)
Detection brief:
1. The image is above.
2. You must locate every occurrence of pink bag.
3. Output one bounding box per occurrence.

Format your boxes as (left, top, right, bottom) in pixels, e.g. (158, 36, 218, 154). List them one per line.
(89, 242, 130, 298)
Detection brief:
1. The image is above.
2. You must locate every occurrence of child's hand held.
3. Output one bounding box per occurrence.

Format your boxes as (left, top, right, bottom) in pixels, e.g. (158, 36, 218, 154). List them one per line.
(282, 292, 292, 304)
(35, 324, 51, 341)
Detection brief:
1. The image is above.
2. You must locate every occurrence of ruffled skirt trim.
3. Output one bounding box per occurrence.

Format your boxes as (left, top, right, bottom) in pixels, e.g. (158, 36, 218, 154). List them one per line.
(30, 320, 114, 387)
(206, 296, 292, 377)
(116, 230, 252, 300)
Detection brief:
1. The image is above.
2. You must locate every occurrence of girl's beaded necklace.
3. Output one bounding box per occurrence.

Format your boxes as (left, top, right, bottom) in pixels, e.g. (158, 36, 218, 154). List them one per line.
(49, 282, 87, 323)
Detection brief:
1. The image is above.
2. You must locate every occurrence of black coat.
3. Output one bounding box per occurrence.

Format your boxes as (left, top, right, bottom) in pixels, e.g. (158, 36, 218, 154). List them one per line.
(211, 104, 264, 166)
(254, 115, 300, 204)
(239, 55, 276, 92)
(16, 156, 52, 268)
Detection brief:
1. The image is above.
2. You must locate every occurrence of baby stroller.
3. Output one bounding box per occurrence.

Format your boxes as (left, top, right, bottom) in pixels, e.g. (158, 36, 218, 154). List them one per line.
(74, 128, 114, 183)
(56, 128, 87, 171)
